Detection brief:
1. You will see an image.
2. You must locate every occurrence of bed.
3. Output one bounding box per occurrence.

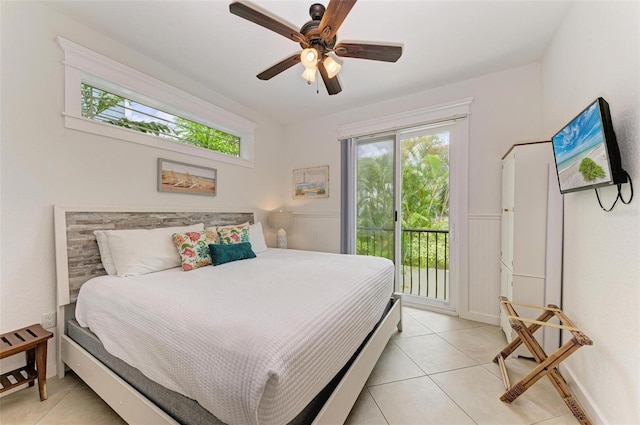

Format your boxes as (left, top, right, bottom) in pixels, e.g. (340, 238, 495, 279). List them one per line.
(54, 206, 403, 425)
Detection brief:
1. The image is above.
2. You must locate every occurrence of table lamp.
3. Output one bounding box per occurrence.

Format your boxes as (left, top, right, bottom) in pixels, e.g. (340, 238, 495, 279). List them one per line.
(268, 210, 293, 248)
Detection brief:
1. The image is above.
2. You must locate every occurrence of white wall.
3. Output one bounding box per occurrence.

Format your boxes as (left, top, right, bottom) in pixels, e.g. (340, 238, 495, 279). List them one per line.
(0, 2, 284, 376)
(541, 2, 639, 424)
(283, 63, 544, 321)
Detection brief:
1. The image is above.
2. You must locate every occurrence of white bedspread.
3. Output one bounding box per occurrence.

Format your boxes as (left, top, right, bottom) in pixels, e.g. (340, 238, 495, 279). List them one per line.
(75, 249, 394, 425)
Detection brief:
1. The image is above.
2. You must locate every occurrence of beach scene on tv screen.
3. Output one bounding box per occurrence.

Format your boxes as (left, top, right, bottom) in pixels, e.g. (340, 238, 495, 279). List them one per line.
(553, 102, 611, 191)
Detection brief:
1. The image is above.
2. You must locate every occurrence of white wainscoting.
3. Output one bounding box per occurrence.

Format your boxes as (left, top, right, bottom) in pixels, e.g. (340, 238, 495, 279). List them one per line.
(288, 213, 341, 253)
(466, 214, 501, 324)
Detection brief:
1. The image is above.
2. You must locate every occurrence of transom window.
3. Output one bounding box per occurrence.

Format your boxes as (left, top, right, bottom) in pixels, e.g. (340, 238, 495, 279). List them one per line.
(81, 84, 241, 157)
(58, 36, 256, 168)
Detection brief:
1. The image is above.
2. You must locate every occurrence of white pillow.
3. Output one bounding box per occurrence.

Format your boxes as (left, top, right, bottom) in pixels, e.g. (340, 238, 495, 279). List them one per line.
(249, 222, 269, 253)
(106, 223, 204, 277)
(94, 230, 117, 275)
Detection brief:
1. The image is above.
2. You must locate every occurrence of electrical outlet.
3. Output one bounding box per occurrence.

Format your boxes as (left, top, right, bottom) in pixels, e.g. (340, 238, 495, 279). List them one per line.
(42, 312, 56, 329)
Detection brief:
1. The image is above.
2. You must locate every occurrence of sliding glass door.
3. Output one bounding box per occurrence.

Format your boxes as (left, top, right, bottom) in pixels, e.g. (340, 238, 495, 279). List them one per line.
(355, 123, 453, 308)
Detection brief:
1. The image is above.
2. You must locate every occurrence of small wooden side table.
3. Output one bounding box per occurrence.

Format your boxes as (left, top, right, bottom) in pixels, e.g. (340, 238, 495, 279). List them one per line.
(0, 324, 53, 400)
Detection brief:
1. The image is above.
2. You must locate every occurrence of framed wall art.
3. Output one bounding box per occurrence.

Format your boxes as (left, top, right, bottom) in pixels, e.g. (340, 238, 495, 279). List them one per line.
(157, 158, 217, 196)
(293, 165, 329, 199)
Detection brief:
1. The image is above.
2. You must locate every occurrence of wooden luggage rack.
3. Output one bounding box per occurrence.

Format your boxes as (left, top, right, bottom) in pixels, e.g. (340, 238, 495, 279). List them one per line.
(494, 296, 593, 425)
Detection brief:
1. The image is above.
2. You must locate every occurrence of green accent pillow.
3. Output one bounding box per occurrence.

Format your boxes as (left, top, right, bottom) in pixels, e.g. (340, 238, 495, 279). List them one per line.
(209, 242, 256, 266)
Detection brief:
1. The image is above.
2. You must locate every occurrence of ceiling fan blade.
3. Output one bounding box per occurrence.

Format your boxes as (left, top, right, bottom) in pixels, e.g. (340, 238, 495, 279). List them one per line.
(257, 53, 302, 80)
(318, 61, 342, 95)
(229, 2, 306, 44)
(334, 42, 402, 62)
(318, 0, 357, 43)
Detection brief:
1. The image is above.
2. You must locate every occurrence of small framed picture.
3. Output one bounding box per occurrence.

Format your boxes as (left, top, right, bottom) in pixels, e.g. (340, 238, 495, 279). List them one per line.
(157, 158, 217, 196)
(293, 165, 329, 199)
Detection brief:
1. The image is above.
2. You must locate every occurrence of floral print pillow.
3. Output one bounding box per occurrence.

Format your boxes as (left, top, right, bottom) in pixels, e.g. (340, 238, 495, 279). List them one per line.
(216, 222, 250, 245)
(172, 229, 218, 271)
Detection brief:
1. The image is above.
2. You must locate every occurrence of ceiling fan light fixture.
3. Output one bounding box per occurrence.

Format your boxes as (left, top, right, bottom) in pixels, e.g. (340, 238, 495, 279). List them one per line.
(300, 48, 319, 69)
(323, 54, 342, 79)
(301, 67, 316, 84)
(229, 0, 403, 95)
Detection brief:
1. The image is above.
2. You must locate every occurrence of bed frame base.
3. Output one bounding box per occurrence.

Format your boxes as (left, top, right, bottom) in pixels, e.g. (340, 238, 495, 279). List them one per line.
(59, 294, 402, 425)
(61, 335, 180, 425)
(312, 293, 402, 425)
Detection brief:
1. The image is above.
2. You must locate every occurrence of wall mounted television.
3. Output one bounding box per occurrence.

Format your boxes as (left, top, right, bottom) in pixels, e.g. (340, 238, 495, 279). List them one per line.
(551, 97, 627, 194)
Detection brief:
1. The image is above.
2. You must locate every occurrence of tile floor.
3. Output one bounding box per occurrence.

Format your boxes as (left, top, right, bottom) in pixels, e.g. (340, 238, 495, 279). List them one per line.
(0, 307, 580, 425)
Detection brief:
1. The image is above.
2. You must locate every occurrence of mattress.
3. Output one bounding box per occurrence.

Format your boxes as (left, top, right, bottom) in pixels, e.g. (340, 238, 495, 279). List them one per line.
(75, 249, 394, 425)
(67, 314, 392, 425)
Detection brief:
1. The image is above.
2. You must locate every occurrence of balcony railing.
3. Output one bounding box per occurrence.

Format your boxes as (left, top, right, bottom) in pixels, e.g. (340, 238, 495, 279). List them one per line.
(357, 227, 449, 301)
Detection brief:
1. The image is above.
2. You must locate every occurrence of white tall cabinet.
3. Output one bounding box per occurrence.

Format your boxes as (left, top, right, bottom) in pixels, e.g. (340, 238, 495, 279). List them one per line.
(500, 141, 562, 355)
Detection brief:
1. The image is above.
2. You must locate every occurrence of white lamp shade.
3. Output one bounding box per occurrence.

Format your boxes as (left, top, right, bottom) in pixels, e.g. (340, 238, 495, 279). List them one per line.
(323, 55, 342, 79)
(269, 211, 293, 230)
(300, 48, 319, 69)
(301, 67, 316, 83)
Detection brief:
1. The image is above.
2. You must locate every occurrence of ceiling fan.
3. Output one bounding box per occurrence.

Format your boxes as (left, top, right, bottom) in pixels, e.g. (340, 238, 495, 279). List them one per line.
(229, 0, 403, 95)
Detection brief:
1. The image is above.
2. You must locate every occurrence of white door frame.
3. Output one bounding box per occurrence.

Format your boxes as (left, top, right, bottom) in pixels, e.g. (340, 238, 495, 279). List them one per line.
(339, 98, 473, 317)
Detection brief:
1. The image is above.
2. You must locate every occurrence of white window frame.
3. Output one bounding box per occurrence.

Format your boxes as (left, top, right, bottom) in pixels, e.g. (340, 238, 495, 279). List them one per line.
(57, 36, 256, 168)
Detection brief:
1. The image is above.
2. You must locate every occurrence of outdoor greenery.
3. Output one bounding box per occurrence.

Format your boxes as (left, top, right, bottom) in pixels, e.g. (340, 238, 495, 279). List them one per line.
(173, 118, 240, 156)
(579, 157, 605, 181)
(81, 84, 121, 119)
(81, 84, 240, 156)
(356, 134, 449, 269)
(105, 117, 172, 136)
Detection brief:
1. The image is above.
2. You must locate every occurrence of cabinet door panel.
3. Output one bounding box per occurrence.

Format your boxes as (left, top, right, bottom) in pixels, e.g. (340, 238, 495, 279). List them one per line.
(499, 263, 513, 341)
(501, 153, 515, 266)
(501, 210, 513, 267)
(510, 275, 545, 355)
(502, 153, 515, 209)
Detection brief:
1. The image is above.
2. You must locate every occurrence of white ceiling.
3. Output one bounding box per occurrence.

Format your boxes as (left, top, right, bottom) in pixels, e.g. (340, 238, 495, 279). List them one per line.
(44, 0, 570, 125)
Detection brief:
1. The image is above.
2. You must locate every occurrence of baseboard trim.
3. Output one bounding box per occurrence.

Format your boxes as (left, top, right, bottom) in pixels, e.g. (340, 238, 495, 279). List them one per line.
(460, 311, 500, 326)
(560, 363, 606, 425)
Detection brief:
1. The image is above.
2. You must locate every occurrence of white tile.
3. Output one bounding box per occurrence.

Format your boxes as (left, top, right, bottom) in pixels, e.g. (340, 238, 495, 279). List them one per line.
(534, 413, 581, 424)
(402, 306, 424, 316)
(0, 388, 67, 425)
(0, 373, 84, 425)
(345, 387, 388, 425)
(35, 388, 126, 425)
(438, 325, 508, 363)
(391, 313, 434, 340)
(366, 341, 425, 386)
(369, 376, 475, 425)
(394, 334, 478, 374)
(409, 309, 485, 333)
(482, 358, 572, 418)
(430, 365, 558, 425)
(47, 372, 87, 393)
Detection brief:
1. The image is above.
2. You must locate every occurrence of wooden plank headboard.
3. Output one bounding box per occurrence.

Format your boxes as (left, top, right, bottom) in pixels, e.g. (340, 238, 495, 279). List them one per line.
(54, 206, 254, 306)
